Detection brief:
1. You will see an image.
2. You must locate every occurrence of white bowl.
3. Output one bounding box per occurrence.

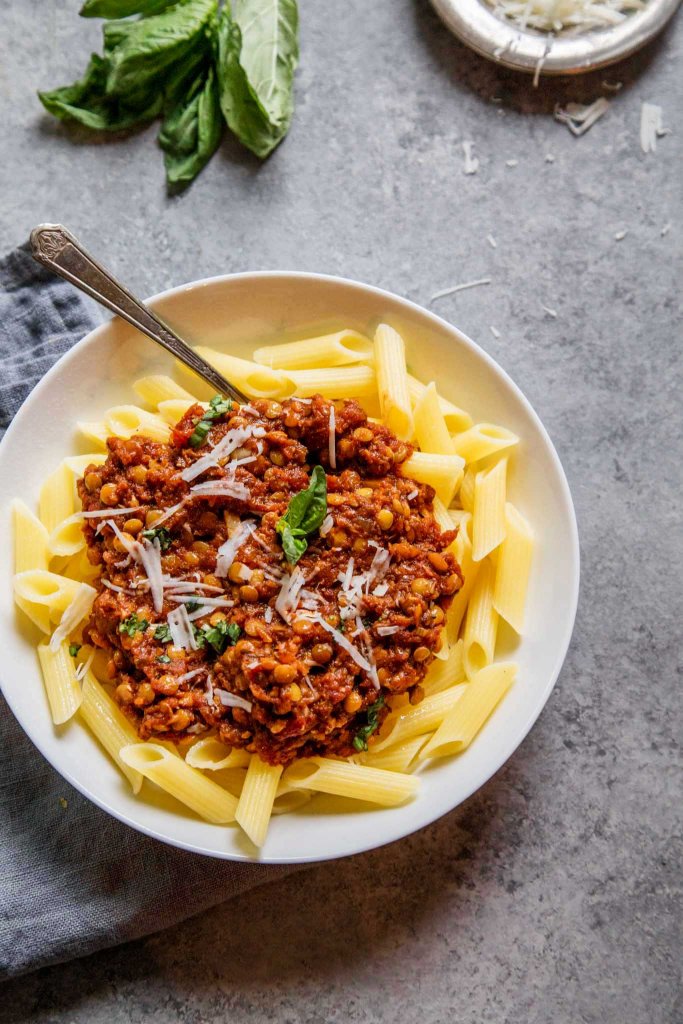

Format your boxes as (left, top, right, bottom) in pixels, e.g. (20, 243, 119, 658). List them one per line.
(0, 272, 579, 863)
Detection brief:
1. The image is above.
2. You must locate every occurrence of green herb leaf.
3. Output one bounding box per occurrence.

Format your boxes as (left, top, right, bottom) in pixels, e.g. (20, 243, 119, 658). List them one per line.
(185, 599, 202, 613)
(154, 623, 173, 642)
(80, 0, 175, 17)
(119, 612, 149, 637)
(69, 643, 82, 658)
(189, 393, 233, 447)
(352, 695, 385, 752)
(215, 0, 298, 159)
(157, 653, 172, 663)
(103, 0, 217, 97)
(159, 63, 222, 187)
(141, 525, 173, 550)
(38, 52, 163, 132)
(276, 465, 327, 564)
(196, 619, 241, 654)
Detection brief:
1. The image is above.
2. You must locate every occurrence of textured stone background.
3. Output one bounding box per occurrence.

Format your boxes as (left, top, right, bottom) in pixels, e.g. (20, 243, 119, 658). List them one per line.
(1, 0, 681, 1021)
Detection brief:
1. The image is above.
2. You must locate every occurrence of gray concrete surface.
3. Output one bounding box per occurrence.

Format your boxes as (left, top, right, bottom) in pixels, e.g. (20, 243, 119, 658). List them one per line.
(1, 0, 682, 1021)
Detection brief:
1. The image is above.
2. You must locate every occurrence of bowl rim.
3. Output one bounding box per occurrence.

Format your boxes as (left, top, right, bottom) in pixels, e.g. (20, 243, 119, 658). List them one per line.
(0, 269, 580, 864)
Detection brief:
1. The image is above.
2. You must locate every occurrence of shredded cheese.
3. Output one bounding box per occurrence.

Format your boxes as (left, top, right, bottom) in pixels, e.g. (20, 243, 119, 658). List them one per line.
(485, 0, 645, 33)
(555, 98, 610, 137)
(462, 140, 479, 175)
(640, 102, 666, 154)
(167, 605, 196, 650)
(81, 506, 141, 519)
(215, 690, 253, 712)
(181, 425, 264, 483)
(320, 514, 334, 537)
(310, 614, 377, 684)
(430, 279, 492, 304)
(377, 625, 400, 637)
(275, 567, 307, 623)
(49, 583, 97, 652)
(215, 520, 257, 578)
(189, 477, 250, 501)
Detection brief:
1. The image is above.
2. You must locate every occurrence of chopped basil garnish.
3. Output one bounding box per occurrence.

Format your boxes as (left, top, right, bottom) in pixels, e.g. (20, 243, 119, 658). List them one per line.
(119, 613, 149, 637)
(154, 623, 173, 643)
(189, 394, 233, 448)
(185, 598, 202, 613)
(276, 465, 327, 564)
(141, 525, 172, 550)
(68, 643, 82, 657)
(157, 654, 171, 664)
(194, 619, 241, 654)
(352, 695, 385, 752)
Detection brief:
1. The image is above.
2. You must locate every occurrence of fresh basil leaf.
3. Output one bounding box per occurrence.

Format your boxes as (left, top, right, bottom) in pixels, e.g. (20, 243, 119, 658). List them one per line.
(80, 0, 175, 17)
(280, 525, 308, 565)
(188, 393, 232, 446)
(276, 466, 327, 564)
(162, 38, 209, 112)
(196, 619, 241, 654)
(38, 52, 163, 131)
(159, 64, 222, 186)
(352, 695, 385, 752)
(215, 1, 298, 159)
(119, 612, 149, 636)
(104, 0, 216, 97)
(232, 0, 298, 133)
(154, 623, 173, 642)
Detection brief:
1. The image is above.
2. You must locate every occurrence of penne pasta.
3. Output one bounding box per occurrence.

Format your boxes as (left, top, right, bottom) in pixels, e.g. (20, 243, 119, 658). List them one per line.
(446, 512, 480, 642)
(420, 663, 517, 759)
(400, 451, 465, 507)
(104, 405, 171, 444)
(432, 495, 458, 539)
(472, 457, 508, 561)
(374, 324, 413, 440)
(457, 467, 476, 514)
(63, 453, 107, 476)
(271, 787, 312, 815)
(37, 641, 82, 725)
(422, 638, 465, 695)
(133, 375, 198, 408)
(184, 736, 243, 771)
(48, 513, 87, 559)
(14, 593, 51, 633)
(39, 463, 75, 533)
(413, 381, 454, 455)
(14, 570, 83, 619)
(371, 685, 467, 752)
(254, 330, 374, 370)
(79, 673, 144, 792)
(463, 559, 498, 679)
(284, 757, 419, 806)
(120, 743, 238, 823)
(235, 755, 283, 846)
(194, 347, 296, 399)
(157, 398, 205, 426)
(77, 421, 109, 448)
(289, 364, 377, 400)
(493, 503, 534, 634)
(13, 498, 49, 573)
(407, 375, 473, 433)
(356, 734, 428, 772)
(451, 423, 519, 464)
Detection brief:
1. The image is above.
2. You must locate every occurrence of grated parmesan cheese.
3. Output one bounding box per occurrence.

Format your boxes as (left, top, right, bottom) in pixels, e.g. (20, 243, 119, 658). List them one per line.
(275, 567, 307, 623)
(309, 614, 378, 687)
(49, 583, 97, 652)
(215, 520, 256, 578)
(181, 425, 265, 483)
(490, 326, 501, 339)
(430, 279, 492, 304)
(485, 0, 645, 33)
(555, 98, 610, 137)
(215, 689, 253, 712)
(167, 604, 196, 650)
(640, 102, 667, 154)
(614, 229, 628, 241)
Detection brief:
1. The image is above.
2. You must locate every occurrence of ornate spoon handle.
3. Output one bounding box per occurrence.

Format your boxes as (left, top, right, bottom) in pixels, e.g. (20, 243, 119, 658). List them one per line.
(30, 223, 247, 405)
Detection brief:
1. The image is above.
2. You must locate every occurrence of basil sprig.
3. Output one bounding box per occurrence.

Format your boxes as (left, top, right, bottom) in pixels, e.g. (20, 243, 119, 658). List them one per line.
(276, 465, 327, 565)
(141, 525, 173, 550)
(39, 0, 300, 187)
(119, 612, 149, 636)
(352, 696, 385, 753)
(189, 393, 233, 448)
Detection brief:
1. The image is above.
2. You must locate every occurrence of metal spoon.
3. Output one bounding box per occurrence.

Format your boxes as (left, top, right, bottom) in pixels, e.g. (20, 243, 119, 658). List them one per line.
(30, 223, 248, 405)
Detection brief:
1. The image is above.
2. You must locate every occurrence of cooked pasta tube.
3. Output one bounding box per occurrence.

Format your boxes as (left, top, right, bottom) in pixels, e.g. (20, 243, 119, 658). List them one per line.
(407, 375, 472, 433)
(63, 453, 107, 476)
(472, 457, 507, 561)
(271, 787, 312, 815)
(39, 463, 74, 533)
(13, 499, 50, 573)
(14, 570, 84, 618)
(400, 451, 465, 507)
(283, 757, 419, 806)
(457, 467, 476, 514)
(194, 347, 296, 399)
(120, 743, 238, 823)
(463, 559, 498, 679)
(133, 375, 197, 408)
(157, 398, 206, 426)
(446, 513, 480, 642)
(254, 330, 374, 370)
(374, 324, 413, 440)
(79, 672, 143, 793)
(420, 663, 517, 759)
(371, 685, 467, 752)
(48, 513, 87, 559)
(37, 641, 82, 725)
(184, 736, 245, 771)
(235, 756, 283, 846)
(451, 423, 518, 464)
(76, 421, 109, 448)
(413, 381, 455, 455)
(493, 503, 533, 634)
(422, 639, 465, 696)
(104, 405, 171, 443)
(356, 734, 428, 772)
(289, 364, 377, 399)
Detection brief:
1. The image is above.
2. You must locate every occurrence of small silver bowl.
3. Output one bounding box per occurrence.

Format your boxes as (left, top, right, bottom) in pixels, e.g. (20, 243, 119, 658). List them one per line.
(430, 0, 681, 75)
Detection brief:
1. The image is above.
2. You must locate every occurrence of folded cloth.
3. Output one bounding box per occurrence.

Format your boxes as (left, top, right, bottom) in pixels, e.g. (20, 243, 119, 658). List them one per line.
(0, 244, 295, 979)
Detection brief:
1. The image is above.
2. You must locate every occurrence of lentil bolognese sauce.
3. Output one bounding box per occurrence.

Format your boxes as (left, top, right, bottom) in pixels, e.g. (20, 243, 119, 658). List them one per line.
(77, 395, 463, 766)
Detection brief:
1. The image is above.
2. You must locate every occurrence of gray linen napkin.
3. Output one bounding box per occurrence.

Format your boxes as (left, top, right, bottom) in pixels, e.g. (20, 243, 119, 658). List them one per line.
(0, 244, 295, 979)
